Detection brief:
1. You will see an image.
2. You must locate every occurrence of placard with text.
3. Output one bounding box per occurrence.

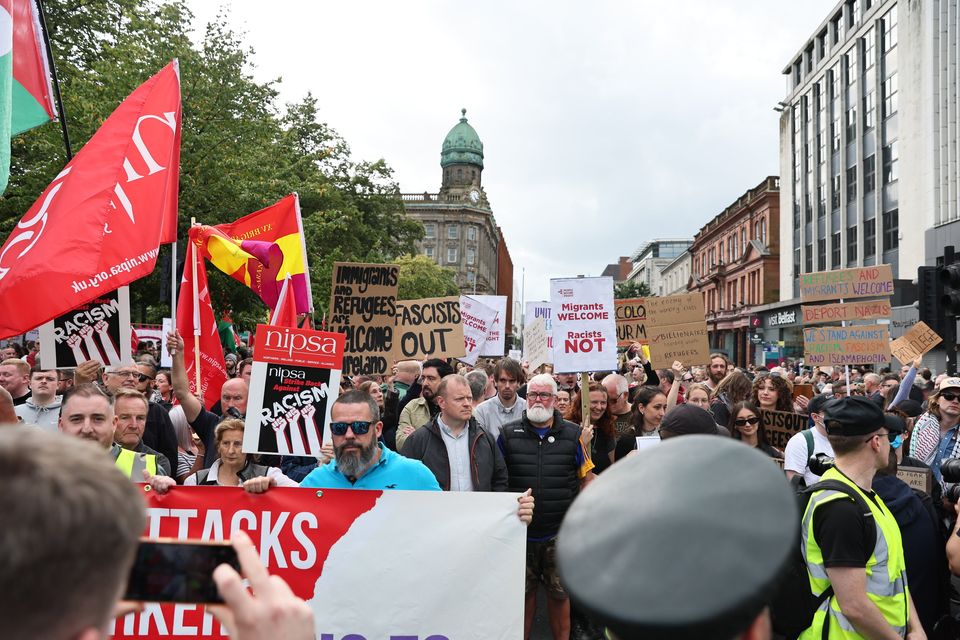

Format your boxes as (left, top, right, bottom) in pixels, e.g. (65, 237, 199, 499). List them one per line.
(243, 324, 344, 456)
(327, 262, 399, 377)
(473, 294, 507, 357)
(40, 286, 133, 368)
(614, 297, 647, 346)
(550, 277, 617, 373)
(803, 325, 891, 366)
(524, 301, 554, 363)
(392, 296, 465, 362)
(459, 295, 498, 365)
(799, 265, 894, 303)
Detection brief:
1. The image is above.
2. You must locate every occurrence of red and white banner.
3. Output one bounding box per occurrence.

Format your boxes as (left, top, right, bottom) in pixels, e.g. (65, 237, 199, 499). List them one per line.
(459, 295, 498, 366)
(110, 486, 525, 640)
(472, 294, 507, 357)
(0, 61, 181, 338)
(177, 246, 226, 410)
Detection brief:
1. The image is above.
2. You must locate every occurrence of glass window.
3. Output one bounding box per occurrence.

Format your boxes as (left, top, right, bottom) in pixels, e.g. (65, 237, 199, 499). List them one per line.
(794, 247, 802, 277)
(882, 142, 899, 183)
(447, 225, 459, 239)
(846, 105, 857, 141)
(847, 226, 859, 263)
(864, 219, 876, 258)
(832, 173, 842, 209)
(846, 166, 858, 201)
(424, 246, 434, 259)
(848, 0, 860, 29)
(864, 155, 876, 194)
(883, 209, 899, 251)
(882, 74, 898, 118)
(805, 244, 814, 273)
(832, 232, 842, 266)
(424, 223, 436, 238)
(467, 226, 476, 241)
(817, 238, 827, 271)
(862, 29, 875, 70)
(447, 247, 458, 263)
(467, 248, 475, 265)
(846, 48, 857, 86)
(882, 7, 898, 52)
(864, 91, 875, 129)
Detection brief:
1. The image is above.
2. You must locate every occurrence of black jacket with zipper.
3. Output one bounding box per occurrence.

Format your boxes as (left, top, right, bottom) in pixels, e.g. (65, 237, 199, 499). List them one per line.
(400, 415, 509, 492)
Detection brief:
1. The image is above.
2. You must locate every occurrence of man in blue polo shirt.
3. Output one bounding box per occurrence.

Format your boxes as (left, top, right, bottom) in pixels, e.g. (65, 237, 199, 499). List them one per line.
(301, 390, 441, 490)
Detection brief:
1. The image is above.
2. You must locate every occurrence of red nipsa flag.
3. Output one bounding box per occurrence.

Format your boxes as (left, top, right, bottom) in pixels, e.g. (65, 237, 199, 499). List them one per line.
(177, 245, 227, 410)
(0, 61, 181, 338)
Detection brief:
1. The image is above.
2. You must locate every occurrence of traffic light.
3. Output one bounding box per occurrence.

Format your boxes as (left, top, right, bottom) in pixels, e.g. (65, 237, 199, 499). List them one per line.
(943, 261, 960, 317)
(918, 266, 944, 334)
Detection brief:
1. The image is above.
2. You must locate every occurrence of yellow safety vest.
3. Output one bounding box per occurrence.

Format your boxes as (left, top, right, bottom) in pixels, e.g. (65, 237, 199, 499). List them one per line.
(114, 447, 158, 479)
(800, 467, 910, 639)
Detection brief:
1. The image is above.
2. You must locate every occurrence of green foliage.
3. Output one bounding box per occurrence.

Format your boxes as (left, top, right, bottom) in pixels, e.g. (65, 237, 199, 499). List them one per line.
(395, 254, 460, 300)
(614, 279, 651, 299)
(0, 0, 423, 329)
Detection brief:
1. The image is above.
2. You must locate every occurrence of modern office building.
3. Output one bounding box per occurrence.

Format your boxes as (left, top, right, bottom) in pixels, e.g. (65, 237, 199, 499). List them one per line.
(625, 239, 693, 296)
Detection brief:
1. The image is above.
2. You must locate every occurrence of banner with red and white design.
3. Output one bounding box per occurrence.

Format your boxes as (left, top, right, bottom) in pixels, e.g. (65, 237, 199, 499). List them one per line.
(177, 245, 227, 410)
(109, 486, 525, 640)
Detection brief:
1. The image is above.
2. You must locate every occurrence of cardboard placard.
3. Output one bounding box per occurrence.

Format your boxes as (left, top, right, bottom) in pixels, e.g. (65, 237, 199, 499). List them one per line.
(896, 465, 933, 495)
(890, 321, 943, 365)
(459, 295, 498, 366)
(760, 409, 808, 451)
(803, 325, 891, 366)
(39, 287, 133, 368)
(799, 265, 894, 302)
(614, 298, 648, 346)
(647, 321, 711, 369)
(645, 293, 704, 326)
(524, 302, 554, 363)
(243, 325, 344, 456)
(392, 296, 465, 361)
(472, 294, 507, 357)
(327, 262, 399, 377)
(801, 299, 892, 324)
(550, 277, 618, 373)
(523, 317, 550, 371)
(792, 383, 815, 400)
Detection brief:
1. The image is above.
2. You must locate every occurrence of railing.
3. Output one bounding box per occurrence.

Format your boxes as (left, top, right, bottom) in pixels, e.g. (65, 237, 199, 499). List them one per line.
(401, 192, 468, 203)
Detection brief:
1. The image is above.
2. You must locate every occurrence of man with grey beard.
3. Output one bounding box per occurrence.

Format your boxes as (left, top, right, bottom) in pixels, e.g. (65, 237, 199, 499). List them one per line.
(299, 390, 441, 490)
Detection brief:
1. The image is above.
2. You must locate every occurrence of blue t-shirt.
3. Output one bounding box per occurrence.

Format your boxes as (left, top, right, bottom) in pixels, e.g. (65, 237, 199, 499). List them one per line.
(300, 444, 441, 491)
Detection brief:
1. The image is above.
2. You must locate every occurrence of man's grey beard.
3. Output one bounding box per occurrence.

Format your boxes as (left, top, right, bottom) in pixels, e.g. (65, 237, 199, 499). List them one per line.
(527, 405, 553, 424)
(335, 439, 378, 477)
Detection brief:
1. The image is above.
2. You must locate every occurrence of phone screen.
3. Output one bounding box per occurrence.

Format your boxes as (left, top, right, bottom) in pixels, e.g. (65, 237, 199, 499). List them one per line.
(123, 540, 240, 603)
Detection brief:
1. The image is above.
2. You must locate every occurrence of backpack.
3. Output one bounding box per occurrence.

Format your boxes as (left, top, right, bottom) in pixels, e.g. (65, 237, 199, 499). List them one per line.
(770, 478, 876, 640)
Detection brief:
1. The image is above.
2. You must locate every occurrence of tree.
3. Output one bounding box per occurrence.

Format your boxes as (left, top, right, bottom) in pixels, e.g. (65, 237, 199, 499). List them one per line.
(614, 279, 651, 299)
(395, 254, 459, 300)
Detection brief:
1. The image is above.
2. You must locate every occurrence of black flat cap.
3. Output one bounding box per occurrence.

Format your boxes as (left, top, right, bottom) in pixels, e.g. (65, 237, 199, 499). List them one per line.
(660, 404, 718, 436)
(823, 396, 887, 436)
(557, 436, 797, 640)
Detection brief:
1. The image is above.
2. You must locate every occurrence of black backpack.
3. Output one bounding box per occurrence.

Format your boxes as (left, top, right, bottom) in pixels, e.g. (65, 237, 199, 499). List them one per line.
(770, 477, 876, 640)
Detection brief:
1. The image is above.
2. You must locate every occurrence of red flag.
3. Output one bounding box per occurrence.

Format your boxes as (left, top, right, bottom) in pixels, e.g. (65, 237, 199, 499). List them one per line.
(269, 274, 298, 327)
(0, 61, 181, 339)
(177, 245, 227, 410)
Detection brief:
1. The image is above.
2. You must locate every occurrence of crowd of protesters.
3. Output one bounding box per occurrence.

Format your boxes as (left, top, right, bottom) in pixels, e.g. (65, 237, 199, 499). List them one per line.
(8, 330, 960, 639)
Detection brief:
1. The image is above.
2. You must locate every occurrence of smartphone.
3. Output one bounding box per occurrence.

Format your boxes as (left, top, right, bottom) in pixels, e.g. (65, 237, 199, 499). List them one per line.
(123, 539, 240, 604)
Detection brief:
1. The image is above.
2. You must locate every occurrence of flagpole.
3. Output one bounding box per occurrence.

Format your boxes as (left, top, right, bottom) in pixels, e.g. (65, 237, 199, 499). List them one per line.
(34, 0, 73, 160)
(170, 241, 177, 333)
(190, 219, 201, 395)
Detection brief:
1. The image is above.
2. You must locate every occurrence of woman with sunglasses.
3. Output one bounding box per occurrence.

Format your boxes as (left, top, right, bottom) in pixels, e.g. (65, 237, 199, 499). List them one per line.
(729, 402, 782, 459)
(184, 419, 298, 491)
(908, 378, 960, 486)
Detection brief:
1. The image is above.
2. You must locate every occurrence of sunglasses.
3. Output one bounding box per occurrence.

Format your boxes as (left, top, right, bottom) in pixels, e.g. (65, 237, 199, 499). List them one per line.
(734, 416, 760, 426)
(863, 431, 900, 445)
(941, 392, 960, 402)
(329, 421, 373, 436)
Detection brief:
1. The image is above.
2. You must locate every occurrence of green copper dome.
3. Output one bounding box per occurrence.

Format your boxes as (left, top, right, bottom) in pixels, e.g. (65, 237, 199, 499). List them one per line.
(440, 108, 484, 169)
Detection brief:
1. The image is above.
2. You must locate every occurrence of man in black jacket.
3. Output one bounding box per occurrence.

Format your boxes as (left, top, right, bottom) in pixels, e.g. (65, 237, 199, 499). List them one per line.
(402, 374, 510, 493)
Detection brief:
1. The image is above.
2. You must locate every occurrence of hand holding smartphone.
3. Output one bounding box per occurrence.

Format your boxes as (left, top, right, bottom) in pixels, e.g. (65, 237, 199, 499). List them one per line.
(123, 539, 239, 604)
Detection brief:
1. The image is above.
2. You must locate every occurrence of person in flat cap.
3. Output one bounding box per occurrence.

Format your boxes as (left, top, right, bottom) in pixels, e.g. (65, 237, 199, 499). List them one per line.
(798, 396, 924, 640)
(557, 436, 796, 640)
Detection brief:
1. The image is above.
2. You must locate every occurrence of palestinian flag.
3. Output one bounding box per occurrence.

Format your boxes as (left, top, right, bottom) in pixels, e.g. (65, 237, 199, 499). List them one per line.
(0, 0, 57, 192)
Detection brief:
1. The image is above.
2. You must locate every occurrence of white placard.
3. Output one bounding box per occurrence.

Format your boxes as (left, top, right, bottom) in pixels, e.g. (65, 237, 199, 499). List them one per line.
(523, 317, 550, 371)
(550, 277, 617, 373)
(160, 318, 172, 368)
(635, 435, 663, 451)
(473, 294, 507, 357)
(39, 286, 133, 368)
(508, 349, 522, 361)
(459, 295, 499, 366)
(524, 301, 554, 364)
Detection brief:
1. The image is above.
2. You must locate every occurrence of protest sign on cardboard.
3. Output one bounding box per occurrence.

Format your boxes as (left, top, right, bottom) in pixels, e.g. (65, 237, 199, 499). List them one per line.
(645, 293, 704, 326)
(243, 324, 344, 456)
(40, 287, 132, 368)
(799, 265, 894, 302)
(897, 465, 933, 495)
(525, 301, 554, 363)
(801, 299, 892, 324)
(890, 321, 942, 365)
(647, 321, 711, 369)
(550, 277, 617, 373)
(392, 296, 465, 361)
(472, 294, 507, 357)
(523, 317, 550, 371)
(803, 325, 891, 366)
(760, 409, 808, 451)
(615, 297, 647, 346)
(327, 262, 398, 377)
(459, 295, 498, 365)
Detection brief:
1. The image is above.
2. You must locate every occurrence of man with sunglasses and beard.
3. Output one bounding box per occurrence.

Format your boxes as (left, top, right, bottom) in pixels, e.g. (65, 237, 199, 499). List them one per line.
(300, 390, 441, 490)
(909, 377, 960, 490)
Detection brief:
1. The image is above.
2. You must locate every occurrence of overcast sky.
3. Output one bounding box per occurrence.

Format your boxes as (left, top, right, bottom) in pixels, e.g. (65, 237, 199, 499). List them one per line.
(186, 1, 838, 304)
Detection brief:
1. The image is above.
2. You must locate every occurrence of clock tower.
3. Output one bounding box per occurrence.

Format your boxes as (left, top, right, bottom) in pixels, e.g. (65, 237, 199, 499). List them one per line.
(439, 109, 488, 206)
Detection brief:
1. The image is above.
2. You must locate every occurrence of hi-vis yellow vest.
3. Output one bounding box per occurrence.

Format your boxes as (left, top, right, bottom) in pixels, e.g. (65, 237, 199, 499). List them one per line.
(800, 467, 910, 639)
(113, 447, 158, 479)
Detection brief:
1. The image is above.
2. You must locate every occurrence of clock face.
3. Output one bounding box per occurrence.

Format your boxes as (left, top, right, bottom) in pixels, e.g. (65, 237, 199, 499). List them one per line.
(469, 189, 480, 203)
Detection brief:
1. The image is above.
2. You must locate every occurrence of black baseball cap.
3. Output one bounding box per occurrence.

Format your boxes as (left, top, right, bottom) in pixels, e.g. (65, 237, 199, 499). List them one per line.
(822, 396, 903, 436)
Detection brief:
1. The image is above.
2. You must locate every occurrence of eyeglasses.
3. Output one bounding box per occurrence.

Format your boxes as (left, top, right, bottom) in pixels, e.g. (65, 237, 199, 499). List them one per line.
(330, 421, 373, 436)
(863, 431, 899, 444)
(941, 392, 960, 402)
(527, 392, 555, 401)
(734, 416, 760, 426)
